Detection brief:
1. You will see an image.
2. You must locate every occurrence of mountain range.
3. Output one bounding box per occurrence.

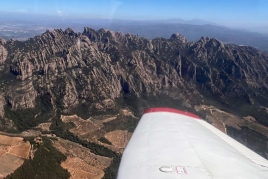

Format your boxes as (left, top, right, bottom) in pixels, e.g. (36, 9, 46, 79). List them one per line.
(0, 27, 268, 178)
(1, 12, 268, 53)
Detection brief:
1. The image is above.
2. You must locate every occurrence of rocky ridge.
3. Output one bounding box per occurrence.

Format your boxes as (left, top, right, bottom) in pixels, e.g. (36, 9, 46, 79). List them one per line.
(0, 27, 267, 121)
(0, 27, 268, 178)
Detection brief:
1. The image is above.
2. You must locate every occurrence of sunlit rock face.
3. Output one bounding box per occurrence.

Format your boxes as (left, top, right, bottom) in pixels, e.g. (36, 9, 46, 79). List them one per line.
(0, 27, 268, 126)
(0, 38, 7, 66)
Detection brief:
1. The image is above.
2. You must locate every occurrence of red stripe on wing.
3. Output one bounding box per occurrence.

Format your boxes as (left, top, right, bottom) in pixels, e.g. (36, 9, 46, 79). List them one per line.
(144, 107, 201, 119)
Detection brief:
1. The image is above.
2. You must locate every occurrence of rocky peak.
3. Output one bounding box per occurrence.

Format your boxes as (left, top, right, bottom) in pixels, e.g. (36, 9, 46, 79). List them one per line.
(170, 33, 188, 43)
(0, 27, 268, 171)
(198, 36, 224, 48)
(83, 27, 97, 38)
(65, 28, 76, 36)
(199, 36, 210, 42)
(0, 37, 6, 45)
(0, 27, 268, 125)
(0, 37, 7, 65)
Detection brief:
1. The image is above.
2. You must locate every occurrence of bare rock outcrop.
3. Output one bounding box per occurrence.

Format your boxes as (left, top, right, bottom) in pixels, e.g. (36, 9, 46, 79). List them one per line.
(0, 27, 267, 129)
(6, 80, 37, 109)
(0, 37, 7, 65)
(0, 92, 6, 117)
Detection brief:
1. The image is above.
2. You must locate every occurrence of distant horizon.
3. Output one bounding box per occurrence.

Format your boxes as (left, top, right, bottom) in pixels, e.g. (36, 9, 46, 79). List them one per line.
(0, 0, 268, 27)
(0, 11, 221, 23)
(1, 10, 268, 29)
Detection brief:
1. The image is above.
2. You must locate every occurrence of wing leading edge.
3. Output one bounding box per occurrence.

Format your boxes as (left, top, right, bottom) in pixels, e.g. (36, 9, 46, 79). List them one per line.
(117, 107, 268, 179)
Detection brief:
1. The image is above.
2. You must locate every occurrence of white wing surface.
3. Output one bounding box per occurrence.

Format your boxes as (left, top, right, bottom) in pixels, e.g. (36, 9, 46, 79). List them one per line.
(117, 108, 268, 179)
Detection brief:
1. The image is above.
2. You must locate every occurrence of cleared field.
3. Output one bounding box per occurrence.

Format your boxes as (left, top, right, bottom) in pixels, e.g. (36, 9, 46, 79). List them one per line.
(92, 109, 136, 125)
(0, 146, 10, 157)
(195, 105, 268, 138)
(61, 115, 105, 141)
(9, 142, 31, 159)
(0, 153, 24, 178)
(0, 134, 31, 178)
(101, 116, 117, 123)
(121, 109, 136, 118)
(61, 111, 136, 153)
(195, 105, 241, 133)
(54, 138, 112, 179)
(104, 130, 132, 152)
(0, 135, 23, 146)
(35, 122, 51, 132)
(54, 138, 111, 168)
(61, 157, 104, 179)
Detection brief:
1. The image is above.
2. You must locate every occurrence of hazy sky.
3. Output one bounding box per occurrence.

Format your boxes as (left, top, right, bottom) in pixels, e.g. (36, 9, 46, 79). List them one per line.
(1, 0, 268, 26)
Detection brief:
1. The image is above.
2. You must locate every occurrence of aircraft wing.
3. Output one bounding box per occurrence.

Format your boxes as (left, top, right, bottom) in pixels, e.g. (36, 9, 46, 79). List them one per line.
(117, 108, 268, 179)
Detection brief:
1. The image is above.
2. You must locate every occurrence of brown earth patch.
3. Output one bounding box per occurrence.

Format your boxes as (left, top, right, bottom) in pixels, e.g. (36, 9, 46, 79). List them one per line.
(101, 116, 118, 124)
(205, 115, 227, 133)
(104, 130, 132, 153)
(195, 105, 241, 133)
(120, 109, 136, 118)
(195, 105, 268, 138)
(9, 142, 31, 159)
(35, 122, 52, 132)
(0, 153, 24, 178)
(61, 157, 104, 179)
(0, 146, 10, 158)
(90, 115, 119, 126)
(61, 115, 105, 141)
(92, 109, 136, 125)
(53, 138, 112, 179)
(61, 111, 136, 154)
(243, 116, 256, 122)
(0, 135, 23, 146)
(0, 134, 31, 178)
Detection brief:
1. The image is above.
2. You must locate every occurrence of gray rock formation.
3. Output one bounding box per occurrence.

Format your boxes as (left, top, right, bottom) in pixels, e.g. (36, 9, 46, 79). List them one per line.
(0, 37, 7, 65)
(0, 27, 268, 130)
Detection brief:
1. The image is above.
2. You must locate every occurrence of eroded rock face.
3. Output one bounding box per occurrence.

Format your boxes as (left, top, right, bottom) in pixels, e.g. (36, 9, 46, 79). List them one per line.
(0, 38, 7, 66)
(0, 27, 267, 124)
(0, 92, 6, 117)
(6, 80, 37, 109)
(170, 33, 188, 43)
(62, 79, 79, 112)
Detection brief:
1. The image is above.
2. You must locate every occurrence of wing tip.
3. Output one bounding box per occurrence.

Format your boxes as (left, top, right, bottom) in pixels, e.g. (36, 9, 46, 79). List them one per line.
(144, 107, 201, 119)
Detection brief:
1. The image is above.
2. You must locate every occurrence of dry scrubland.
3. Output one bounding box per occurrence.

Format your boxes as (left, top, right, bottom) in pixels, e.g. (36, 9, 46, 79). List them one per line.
(195, 105, 268, 138)
(0, 135, 31, 178)
(61, 110, 134, 153)
(54, 138, 112, 179)
(104, 130, 131, 151)
(35, 122, 52, 132)
(57, 110, 135, 177)
(61, 115, 105, 141)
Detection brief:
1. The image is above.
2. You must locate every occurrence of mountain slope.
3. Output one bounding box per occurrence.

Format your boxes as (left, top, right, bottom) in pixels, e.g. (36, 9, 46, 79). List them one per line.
(0, 28, 268, 177)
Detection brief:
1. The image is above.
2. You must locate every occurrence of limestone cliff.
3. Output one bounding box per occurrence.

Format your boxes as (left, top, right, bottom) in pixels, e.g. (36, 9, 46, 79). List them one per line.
(0, 27, 267, 130)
